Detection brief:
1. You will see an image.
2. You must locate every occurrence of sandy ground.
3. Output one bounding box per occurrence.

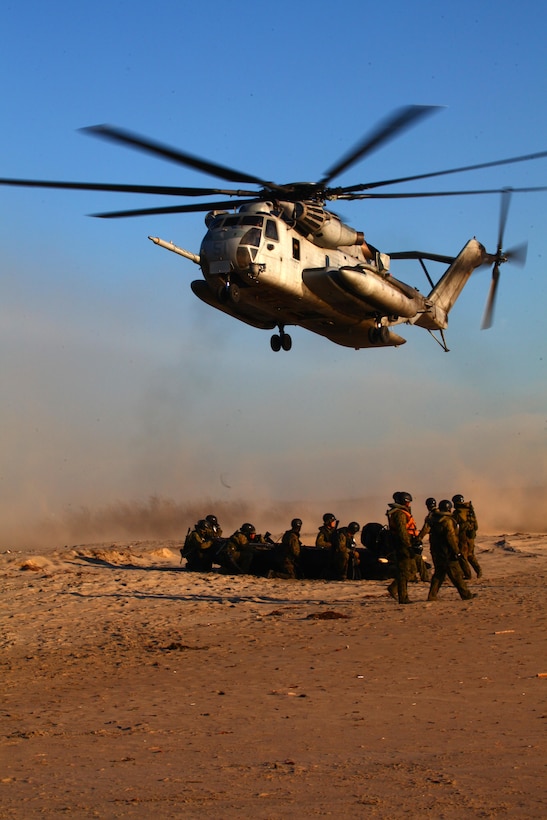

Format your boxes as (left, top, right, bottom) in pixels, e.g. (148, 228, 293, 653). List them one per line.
(1, 532, 546, 818)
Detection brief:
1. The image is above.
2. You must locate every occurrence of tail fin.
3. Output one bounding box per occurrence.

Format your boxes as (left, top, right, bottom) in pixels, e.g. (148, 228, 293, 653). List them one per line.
(414, 238, 487, 330)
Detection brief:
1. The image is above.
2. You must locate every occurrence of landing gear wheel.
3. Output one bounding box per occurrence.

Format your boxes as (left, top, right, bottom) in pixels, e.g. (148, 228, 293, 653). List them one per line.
(281, 333, 292, 351)
(229, 283, 240, 303)
(270, 334, 281, 352)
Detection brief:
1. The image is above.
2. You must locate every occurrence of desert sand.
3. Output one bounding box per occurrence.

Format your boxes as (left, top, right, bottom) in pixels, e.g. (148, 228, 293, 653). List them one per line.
(1, 531, 546, 818)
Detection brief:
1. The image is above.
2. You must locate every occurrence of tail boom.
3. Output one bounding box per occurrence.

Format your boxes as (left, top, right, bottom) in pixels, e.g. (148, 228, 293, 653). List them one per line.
(414, 238, 487, 330)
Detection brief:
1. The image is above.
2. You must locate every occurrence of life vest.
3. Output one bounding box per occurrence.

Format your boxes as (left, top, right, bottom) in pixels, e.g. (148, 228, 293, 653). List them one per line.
(388, 505, 419, 538)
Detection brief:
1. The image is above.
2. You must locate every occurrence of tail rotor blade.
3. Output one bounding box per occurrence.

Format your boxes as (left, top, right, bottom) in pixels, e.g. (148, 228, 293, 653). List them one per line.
(481, 264, 500, 330)
(505, 240, 528, 267)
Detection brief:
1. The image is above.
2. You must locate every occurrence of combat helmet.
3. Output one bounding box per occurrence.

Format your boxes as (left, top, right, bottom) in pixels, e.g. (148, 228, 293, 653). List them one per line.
(439, 499, 453, 512)
(240, 522, 256, 538)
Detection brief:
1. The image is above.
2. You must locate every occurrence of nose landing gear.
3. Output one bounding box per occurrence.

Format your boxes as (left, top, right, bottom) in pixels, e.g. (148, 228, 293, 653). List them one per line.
(270, 325, 292, 352)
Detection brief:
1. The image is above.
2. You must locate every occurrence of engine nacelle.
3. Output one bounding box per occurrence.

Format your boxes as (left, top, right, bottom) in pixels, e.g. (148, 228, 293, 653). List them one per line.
(280, 201, 364, 249)
(337, 266, 422, 318)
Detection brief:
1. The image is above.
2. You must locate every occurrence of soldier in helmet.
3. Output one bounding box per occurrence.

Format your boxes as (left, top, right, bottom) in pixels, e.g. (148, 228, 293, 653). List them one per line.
(386, 491, 420, 604)
(331, 521, 361, 580)
(452, 494, 482, 579)
(205, 514, 223, 538)
(427, 500, 475, 601)
(270, 518, 303, 579)
(223, 522, 258, 574)
(418, 497, 438, 541)
(182, 519, 215, 572)
(316, 513, 338, 549)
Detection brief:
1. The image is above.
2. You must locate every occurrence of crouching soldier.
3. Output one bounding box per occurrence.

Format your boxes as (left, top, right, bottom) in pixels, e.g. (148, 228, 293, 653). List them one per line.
(182, 519, 215, 572)
(427, 500, 475, 601)
(332, 522, 361, 580)
(222, 523, 258, 574)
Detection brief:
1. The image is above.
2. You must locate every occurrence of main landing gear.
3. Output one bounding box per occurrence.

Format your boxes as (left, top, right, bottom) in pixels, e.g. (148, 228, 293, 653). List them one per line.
(270, 325, 292, 352)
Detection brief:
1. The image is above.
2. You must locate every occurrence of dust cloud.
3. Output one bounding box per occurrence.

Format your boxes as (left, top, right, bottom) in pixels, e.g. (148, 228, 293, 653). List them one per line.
(1, 486, 545, 551)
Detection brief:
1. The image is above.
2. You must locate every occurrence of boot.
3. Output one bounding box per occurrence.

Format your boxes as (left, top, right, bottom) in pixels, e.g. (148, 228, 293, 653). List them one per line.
(427, 577, 441, 601)
(387, 580, 398, 600)
(397, 576, 410, 604)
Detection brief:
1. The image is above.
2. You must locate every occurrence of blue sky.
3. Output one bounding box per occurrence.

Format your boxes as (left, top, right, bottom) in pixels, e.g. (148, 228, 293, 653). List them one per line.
(1, 0, 546, 543)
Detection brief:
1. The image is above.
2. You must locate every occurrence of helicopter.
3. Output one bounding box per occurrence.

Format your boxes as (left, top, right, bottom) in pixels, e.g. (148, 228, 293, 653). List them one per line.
(2, 105, 547, 352)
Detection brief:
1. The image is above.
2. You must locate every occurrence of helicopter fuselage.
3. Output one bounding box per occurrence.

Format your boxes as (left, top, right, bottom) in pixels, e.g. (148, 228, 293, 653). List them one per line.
(173, 201, 485, 350)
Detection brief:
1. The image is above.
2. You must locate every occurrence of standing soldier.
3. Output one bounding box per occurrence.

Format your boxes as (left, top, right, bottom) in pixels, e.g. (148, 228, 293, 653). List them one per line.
(332, 522, 361, 580)
(182, 519, 215, 572)
(452, 494, 482, 579)
(270, 518, 303, 579)
(386, 492, 419, 604)
(427, 500, 475, 600)
(418, 497, 438, 541)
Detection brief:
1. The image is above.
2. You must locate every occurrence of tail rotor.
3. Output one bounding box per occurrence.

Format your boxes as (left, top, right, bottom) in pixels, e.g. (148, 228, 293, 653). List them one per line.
(481, 188, 527, 329)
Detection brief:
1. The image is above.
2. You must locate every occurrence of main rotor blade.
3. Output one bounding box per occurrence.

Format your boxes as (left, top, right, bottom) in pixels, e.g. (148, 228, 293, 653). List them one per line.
(497, 188, 512, 251)
(337, 149, 547, 194)
(320, 105, 440, 186)
(91, 199, 259, 218)
(388, 251, 456, 264)
(481, 264, 500, 330)
(337, 185, 547, 200)
(0, 177, 257, 197)
(82, 124, 273, 188)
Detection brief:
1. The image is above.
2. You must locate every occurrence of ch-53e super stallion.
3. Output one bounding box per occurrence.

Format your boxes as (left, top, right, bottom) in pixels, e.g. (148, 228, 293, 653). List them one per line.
(2, 105, 546, 352)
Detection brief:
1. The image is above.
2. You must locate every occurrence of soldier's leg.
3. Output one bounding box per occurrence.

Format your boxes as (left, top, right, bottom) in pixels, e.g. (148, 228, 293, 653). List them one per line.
(467, 541, 482, 578)
(459, 539, 472, 579)
(397, 557, 414, 604)
(427, 573, 442, 600)
(387, 578, 398, 600)
(448, 560, 474, 600)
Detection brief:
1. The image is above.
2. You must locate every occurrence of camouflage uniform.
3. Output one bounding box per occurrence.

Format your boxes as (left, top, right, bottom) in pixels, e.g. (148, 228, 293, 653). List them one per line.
(316, 524, 336, 549)
(386, 503, 417, 604)
(427, 510, 474, 600)
(224, 529, 256, 574)
(183, 527, 215, 572)
(453, 501, 482, 579)
(331, 525, 360, 580)
(272, 528, 302, 579)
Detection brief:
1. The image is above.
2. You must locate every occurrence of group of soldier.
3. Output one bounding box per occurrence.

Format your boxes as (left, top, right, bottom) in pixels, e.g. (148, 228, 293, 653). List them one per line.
(385, 491, 481, 605)
(180, 491, 482, 604)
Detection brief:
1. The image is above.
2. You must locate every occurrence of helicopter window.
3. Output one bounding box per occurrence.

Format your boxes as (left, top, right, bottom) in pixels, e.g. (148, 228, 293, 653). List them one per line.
(241, 216, 263, 227)
(265, 220, 278, 240)
(292, 238, 300, 260)
(224, 216, 240, 227)
(240, 227, 262, 247)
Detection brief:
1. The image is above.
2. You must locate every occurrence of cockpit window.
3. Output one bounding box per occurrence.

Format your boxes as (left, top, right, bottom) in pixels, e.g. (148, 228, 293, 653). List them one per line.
(241, 216, 263, 227)
(265, 219, 278, 240)
(240, 227, 262, 247)
(224, 216, 240, 227)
